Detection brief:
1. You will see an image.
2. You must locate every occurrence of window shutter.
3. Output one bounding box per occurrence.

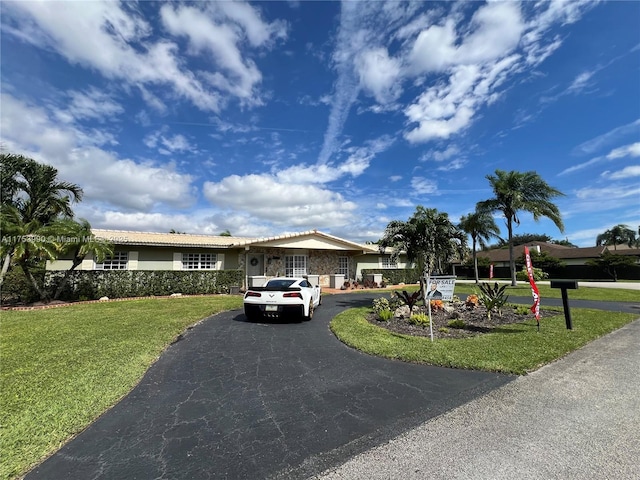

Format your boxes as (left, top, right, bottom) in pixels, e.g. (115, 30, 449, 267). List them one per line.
(216, 253, 224, 270)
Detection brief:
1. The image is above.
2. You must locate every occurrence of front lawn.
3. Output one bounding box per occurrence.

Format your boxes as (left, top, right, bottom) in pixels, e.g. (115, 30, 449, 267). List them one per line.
(0, 296, 243, 480)
(331, 306, 637, 375)
(380, 283, 639, 303)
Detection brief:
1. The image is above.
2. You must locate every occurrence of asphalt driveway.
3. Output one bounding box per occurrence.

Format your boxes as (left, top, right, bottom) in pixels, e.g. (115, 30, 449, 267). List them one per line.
(27, 293, 511, 480)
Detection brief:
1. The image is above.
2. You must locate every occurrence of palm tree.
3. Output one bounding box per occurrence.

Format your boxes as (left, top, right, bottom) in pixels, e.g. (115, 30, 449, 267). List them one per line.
(459, 210, 501, 283)
(0, 209, 69, 299)
(477, 170, 565, 286)
(379, 206, 466, 302)
(596, 224, 637, 250)
(51, 219, 114, 300)
(0, 153, 83, 294)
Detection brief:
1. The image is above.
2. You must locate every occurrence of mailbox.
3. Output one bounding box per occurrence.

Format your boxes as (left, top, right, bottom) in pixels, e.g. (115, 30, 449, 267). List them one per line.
(551, 280, 578, 290)
(550, 280, 578, 329)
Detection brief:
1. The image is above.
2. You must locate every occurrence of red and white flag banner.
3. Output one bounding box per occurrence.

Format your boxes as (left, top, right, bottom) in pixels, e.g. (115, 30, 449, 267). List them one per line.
(524, 246, 540, 320)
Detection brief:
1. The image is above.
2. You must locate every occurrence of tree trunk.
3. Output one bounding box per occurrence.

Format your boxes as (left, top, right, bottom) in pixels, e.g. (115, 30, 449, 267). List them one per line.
(472, 237, 479, 283)
(508, 220, 517, 286)
(53, 256, 82, 300)
(0, 253, 12, 286)
(19, 261, 49, 303)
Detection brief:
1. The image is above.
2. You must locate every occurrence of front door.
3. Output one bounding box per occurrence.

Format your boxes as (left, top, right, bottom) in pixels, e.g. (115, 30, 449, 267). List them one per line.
(247, 254, 265, 277)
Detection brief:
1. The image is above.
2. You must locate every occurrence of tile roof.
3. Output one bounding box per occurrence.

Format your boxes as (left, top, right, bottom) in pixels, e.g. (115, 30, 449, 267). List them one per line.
(91, 229, 376, 252)
(477, 242, 607, 262)
(92, 229, 253, 248)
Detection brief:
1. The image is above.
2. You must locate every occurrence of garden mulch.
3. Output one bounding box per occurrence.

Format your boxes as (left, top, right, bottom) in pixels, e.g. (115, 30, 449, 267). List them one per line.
(368, 304, 561, 339)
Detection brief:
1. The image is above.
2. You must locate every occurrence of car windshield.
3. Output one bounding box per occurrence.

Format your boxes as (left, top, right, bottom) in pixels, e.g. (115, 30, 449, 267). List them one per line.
(266, 279, 296, 289)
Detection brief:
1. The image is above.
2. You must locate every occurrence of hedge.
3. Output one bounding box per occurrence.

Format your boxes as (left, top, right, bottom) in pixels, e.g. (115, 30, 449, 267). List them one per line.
(361, 268, 421, 285)
(44, 270, 244, 301)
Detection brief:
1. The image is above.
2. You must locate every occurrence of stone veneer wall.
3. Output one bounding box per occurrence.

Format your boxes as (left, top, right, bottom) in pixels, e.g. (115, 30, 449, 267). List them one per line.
(239, 248, 357, 286)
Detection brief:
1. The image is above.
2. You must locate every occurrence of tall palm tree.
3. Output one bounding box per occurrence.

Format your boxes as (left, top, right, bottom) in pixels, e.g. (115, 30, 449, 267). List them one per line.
(596, 224, 637, 250)
(459, 210, 501, 283)
(0, 153, 83, 294)
(476, 169, 565, 286)
(51, 219, 114, 299)
(379, 206, 466, 302)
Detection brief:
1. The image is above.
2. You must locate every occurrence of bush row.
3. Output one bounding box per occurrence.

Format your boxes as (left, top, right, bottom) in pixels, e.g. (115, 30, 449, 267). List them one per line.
(44, 270, 244, 301)
(361, 268, 421, 285)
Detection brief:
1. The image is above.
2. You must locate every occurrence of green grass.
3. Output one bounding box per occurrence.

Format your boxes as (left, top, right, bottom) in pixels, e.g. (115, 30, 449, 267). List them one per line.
(380, 283, 639, 303)
(331, 307, 637, 376)
(0, 295, 243, 480)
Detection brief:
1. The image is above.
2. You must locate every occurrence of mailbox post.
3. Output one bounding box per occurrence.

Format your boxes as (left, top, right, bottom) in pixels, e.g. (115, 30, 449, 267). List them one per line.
(550, 280, 579, 330)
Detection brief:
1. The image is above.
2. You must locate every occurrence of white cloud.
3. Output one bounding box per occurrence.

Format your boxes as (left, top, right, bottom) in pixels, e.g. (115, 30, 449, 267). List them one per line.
(3, 0, 285, 113)
(560, 142, 640, 175)
(53, 88, 124, 124)
(1, 92, 195, 211)
(422, 145, 460, 162)
(567, 70, 595, 94)
(606, 142, 640, 159)
(276, 136, 394, 184)
(409, 2, 523, 74)
(571, 184, 640, 215)
(144, 128, 197, 155)
(601, 165, 640, 180)
(410, 177, 438, 195)
(160, 4, 267, 107)
(203, 175, 357, 228)
(402, 1, 598, 143)
(572, 119, 640, 156)
(355, 47, 402, 104)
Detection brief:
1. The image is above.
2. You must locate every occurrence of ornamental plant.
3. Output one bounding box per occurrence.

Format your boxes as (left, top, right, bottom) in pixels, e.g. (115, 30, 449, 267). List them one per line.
(372, 297, 390, 314)
(465, 294, 479, 308)
(430, 299, 444, 311)
(396, 289, 422, 313)
(476, 282, 510, 321)
(409, 312, 430, 327)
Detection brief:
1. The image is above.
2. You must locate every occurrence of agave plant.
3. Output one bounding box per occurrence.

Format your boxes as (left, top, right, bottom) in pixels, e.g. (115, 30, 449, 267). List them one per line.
(476, 282, 510, 320)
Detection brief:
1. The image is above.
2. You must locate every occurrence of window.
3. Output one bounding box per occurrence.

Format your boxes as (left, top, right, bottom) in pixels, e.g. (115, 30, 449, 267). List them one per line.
(95, 251, 128, 270)
(285, 255, 307, 277)
(381, 256, 397, 269)
(338, 256, 349, 276)
(182, 253, 217, 270)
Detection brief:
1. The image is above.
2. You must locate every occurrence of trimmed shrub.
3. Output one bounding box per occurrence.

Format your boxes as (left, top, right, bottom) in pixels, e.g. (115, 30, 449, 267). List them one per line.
(361, 268, 420, 285)
(44, 270, 244, 301)
(516, 267, 549, 282)
(1, 266, 45, 304)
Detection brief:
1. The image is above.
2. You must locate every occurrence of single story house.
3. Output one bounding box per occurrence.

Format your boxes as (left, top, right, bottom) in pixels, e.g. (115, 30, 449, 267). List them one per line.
(478, 242, 606, 267)
(46, 229, 413, 288)
(462, 241, 640, 279)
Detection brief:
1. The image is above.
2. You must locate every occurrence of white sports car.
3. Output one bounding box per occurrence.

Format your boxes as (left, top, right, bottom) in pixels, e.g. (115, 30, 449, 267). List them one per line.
(243, 277, 321, 321)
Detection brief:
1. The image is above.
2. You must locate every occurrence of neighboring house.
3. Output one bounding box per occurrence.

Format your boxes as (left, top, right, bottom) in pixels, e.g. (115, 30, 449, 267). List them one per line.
(466, 241, 640, 279)
(478, 242, 607, 267)
(46, 229, 408, 288)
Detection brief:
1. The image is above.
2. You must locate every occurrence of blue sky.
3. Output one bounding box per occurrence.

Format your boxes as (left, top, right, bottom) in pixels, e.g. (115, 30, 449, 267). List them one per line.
(1, 1, 638, 247)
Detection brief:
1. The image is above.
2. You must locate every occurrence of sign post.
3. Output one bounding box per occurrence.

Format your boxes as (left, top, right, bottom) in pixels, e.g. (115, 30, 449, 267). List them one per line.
(425, 276, 457, 342)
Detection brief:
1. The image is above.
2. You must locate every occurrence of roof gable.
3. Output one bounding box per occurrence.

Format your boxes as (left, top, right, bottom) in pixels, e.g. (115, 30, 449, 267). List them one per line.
(241, 230, 376, 252)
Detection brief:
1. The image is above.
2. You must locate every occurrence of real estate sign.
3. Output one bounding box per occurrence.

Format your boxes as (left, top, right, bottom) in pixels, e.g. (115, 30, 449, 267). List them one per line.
(425, 275, 456, 301)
